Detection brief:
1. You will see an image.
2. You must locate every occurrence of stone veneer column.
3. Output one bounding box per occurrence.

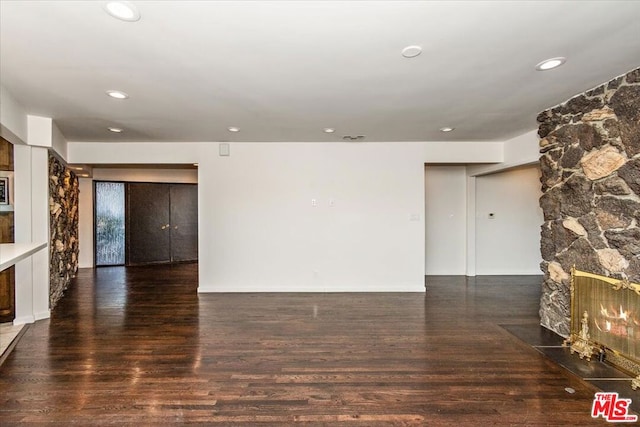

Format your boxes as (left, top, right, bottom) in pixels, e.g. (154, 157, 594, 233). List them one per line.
(537, 68, 640, 336)
(49, 154, 79, 309)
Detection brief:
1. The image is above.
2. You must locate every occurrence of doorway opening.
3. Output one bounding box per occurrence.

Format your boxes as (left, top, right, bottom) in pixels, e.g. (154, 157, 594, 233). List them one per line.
(94, 181, 198, 267)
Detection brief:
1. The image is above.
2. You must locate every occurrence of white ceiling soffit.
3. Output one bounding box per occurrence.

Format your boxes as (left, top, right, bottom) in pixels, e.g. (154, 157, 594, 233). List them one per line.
(1, 1, 639, 143)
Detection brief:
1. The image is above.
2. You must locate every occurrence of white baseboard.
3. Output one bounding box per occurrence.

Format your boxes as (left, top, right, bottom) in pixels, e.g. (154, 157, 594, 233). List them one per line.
(34, 310, 51, 321)
(13, 315, 35, 325)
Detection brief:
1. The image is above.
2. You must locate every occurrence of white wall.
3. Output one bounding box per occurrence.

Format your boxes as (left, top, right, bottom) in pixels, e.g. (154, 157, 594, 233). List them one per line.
(77, 178, 94, 269)
(468, 130, 539, 176)
(475, 165, 543, 274)
(92, 168, 197, 183)
(424, 166, 467, 275)
(67, 140, 504, 291)
(78, 168, 199, 268)
(0, 95, 54, 324)
(68, 141, 504, 165)
(51, 122, 68, 161)
(67, 138, 546, 287)
(199, 143, 426, 291)
(0, 86, 28, 144)
(12, 144, 50, 323)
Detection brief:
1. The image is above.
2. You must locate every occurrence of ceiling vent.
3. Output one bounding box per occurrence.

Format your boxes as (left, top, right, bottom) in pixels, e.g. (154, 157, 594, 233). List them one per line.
(342, 135, 366, 141)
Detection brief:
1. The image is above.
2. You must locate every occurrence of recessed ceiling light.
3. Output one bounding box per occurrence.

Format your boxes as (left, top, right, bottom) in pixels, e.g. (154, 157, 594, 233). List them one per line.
(104, 1, 141, 22)
(106, 90, 129, 99)
(80, 174, 90, 178)
(227, 126, 240, 132)
(108, 127, 123, 133)
(440, 127, 455, 132)
(401, 45, 422, 58)
(323, 128, 335, 133)
(535, 57, 566, 71)
(72, 166, 84, 171)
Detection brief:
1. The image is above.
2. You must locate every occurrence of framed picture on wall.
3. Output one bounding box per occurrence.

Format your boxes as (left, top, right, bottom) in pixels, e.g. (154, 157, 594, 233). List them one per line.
(0, 177, 8, 204)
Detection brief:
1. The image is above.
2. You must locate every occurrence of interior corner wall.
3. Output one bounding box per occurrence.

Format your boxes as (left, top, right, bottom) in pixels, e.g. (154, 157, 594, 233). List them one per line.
(475, 165, 544, 274)
(424, 165, 467, 275)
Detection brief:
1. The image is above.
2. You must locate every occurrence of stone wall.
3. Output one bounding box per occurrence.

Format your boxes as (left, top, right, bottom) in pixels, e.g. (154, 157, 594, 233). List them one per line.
(49, 154, 79, 309)
(537, 67, 640, 336)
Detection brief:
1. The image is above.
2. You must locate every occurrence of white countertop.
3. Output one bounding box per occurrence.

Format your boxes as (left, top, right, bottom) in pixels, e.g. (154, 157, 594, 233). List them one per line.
(0, 242, 48, 271)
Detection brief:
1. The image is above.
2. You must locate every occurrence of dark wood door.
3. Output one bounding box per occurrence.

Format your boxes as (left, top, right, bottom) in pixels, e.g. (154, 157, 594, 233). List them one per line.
(169, 184, 198, 262)
(126, 183, 198, 266)
(126, 183, 171, 265)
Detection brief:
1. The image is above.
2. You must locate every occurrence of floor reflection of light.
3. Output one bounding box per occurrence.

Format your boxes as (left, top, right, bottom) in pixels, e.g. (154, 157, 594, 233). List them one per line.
(130, 365, 141, 385)
(78, 357, 95, 408)
(192, 347, 202, 372)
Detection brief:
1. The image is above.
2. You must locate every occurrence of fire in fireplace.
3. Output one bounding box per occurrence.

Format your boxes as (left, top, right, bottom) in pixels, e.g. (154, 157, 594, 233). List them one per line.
(596, 303, 639, 339)
(566, 268, 640, 389)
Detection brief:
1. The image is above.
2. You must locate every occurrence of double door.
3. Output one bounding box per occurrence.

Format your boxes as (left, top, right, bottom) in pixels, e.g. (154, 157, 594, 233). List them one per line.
(126, 183, 198, 265)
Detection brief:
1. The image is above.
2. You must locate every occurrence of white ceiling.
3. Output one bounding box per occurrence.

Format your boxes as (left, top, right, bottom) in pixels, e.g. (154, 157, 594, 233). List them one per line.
(1, 1, 639, 143)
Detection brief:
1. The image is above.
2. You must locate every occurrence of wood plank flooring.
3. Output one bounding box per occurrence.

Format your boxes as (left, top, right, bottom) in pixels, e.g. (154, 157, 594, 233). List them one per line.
(0, 265, 610, 425)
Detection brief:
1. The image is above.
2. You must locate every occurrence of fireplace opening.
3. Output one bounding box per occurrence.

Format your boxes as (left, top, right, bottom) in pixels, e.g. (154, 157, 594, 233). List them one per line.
(566, 268, 640, 389)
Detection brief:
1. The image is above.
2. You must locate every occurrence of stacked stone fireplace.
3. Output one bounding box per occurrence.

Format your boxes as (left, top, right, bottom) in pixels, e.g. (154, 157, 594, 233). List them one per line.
(538, 67, 640, 337)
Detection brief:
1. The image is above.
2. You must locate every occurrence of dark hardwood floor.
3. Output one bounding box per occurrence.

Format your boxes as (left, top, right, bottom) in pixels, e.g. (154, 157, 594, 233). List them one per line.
(0, 266, 611, 425)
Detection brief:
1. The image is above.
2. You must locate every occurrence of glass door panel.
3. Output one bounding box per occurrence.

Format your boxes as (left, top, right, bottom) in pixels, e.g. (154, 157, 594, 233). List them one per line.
(95, 181, 125, 266)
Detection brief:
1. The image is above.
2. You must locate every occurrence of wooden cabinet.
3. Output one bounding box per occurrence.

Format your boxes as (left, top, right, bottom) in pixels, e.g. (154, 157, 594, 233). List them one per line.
(126, 183, 198, 265)
(0, 137, 15, 322)
(0, 266, 15, 322)
(0, 211, 14, 243)
(0, 138, 13, 171)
